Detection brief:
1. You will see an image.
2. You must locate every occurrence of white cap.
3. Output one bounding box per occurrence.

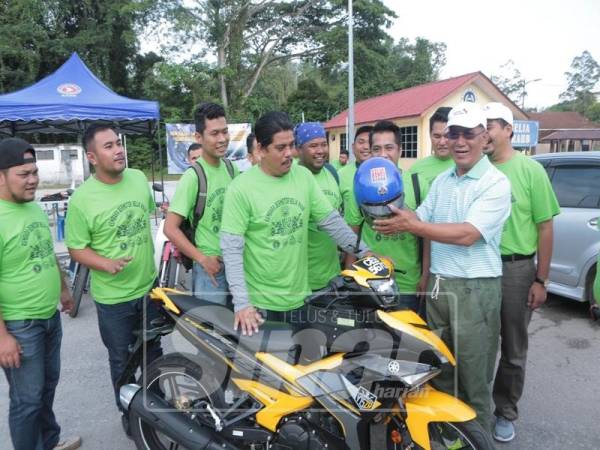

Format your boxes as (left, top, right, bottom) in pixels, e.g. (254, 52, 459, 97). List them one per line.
(483, 102, 514, 126)
(447, 102, 487, 129)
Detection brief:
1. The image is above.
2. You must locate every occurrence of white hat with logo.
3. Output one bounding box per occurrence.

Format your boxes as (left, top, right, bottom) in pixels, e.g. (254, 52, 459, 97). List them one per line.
(483, 102, 514, 126)
(447, 102, 487, 129)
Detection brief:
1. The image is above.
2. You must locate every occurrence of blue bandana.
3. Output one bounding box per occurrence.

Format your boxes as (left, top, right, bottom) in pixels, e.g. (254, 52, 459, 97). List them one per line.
(294, 122, 326, 147)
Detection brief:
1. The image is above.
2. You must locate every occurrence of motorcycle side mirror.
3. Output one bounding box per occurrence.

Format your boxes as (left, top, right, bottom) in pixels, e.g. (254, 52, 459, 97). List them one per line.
(152, 183, 164, 192)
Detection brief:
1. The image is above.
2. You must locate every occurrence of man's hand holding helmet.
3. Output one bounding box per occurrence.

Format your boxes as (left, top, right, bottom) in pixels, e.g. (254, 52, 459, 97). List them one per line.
(373, 205, 420, 235)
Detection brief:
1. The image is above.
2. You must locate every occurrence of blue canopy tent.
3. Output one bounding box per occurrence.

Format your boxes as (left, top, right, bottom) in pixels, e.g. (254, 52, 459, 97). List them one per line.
(0, 52, 159, 136)
(0, 52, 166, 193)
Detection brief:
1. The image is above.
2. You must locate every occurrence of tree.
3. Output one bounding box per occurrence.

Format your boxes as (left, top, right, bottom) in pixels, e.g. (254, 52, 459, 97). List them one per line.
(560, 50, 600, 101)
(0, 0, 49, 92)
(548, 51, 600, 119)
(586, 102, 600, 122)
(152, 0, 339, 114)
(491, 60, 527, 104)
(0, 0, 155, 95)
(286, 78, 338, 122)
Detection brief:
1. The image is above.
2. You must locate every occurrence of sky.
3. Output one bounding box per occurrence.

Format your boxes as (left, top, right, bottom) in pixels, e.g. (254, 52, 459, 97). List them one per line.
(382, 0, 600, 109)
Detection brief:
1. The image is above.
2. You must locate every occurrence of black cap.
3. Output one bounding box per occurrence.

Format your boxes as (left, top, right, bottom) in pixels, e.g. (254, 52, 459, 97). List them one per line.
(0, 138, 36, 170)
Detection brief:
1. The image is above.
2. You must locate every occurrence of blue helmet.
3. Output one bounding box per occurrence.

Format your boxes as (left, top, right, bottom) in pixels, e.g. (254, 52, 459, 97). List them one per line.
(354, 157, 404, 223)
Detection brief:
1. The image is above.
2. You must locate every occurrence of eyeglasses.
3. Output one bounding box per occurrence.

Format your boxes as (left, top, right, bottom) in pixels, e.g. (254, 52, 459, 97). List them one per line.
(445, 129, 486, 141)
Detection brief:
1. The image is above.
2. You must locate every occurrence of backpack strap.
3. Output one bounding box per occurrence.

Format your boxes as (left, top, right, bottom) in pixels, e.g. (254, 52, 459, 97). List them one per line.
(411, 172, 424, 275)
(190, 158, 237, 230)
(411, 173, 422, 206)
(323, 162, 340, 185)
(223, 157, 236, 179)
(190, 162, 208, 229)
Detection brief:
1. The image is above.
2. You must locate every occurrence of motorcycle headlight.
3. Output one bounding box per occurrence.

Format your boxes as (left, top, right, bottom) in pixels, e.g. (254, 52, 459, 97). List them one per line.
(367, 278, 398, 304)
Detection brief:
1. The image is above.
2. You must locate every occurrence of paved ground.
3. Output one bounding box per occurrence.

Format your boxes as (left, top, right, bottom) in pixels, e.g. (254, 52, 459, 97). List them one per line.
(1, 293, 598, 449)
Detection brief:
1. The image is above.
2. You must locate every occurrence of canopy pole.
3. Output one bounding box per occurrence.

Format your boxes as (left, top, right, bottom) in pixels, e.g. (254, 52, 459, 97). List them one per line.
(157, 120, 165, 196)
(150, 125, 158, 225)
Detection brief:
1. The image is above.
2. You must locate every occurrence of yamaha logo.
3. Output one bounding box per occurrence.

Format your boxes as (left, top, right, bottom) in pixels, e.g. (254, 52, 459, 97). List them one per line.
(57, 83, 82, 97)
(388, 360, 401, 374)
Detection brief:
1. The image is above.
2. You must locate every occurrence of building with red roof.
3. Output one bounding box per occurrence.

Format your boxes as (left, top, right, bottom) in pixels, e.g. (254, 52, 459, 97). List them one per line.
(325, 72, 528, 170)
(528, 111, 600, 153)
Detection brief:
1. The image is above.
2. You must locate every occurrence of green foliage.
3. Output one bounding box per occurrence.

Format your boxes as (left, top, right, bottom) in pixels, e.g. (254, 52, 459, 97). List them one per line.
(286, 78, 338, 123)
(560, 51, 600, 101)
(548, 51, 600, 121)
(585, 102, 600, 123)
(0, 0, 155, 95)
(491, 60, 526, 104)
(0, 0, 450, 170)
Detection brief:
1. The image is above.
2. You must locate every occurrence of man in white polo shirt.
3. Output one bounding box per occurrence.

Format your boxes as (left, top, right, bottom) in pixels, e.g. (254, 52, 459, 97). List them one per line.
(372, 102, 512, 432)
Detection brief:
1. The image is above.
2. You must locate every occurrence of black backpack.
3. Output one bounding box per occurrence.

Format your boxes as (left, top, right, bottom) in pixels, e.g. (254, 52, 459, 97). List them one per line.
(179, 158, 236, 270)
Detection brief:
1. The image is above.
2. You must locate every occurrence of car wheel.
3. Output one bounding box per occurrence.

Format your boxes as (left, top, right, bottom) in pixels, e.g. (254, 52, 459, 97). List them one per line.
(585, 263, 597, 304)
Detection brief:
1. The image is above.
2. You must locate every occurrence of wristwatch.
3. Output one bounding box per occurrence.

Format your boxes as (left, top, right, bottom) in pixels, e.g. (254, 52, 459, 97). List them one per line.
(534, 276, 549, 288)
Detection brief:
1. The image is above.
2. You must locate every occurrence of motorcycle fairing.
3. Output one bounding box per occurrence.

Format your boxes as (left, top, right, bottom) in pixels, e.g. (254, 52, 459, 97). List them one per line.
(403, 385, 477, 450)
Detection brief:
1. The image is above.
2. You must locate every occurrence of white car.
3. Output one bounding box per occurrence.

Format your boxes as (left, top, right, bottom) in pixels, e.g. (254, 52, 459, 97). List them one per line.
(532, 151, 600, 303)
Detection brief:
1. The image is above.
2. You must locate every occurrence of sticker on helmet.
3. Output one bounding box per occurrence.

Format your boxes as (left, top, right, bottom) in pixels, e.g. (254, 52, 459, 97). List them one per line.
(370, 167, 387, 183)
(377, 185, 388, 196)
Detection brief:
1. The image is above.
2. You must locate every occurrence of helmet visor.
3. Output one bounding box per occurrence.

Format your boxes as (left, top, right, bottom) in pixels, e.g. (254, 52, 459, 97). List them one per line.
(359, 193, 405, 225)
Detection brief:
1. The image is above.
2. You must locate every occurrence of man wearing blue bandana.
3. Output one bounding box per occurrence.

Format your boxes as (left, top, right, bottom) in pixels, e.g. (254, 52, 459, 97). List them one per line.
(295, 122, 342, 290)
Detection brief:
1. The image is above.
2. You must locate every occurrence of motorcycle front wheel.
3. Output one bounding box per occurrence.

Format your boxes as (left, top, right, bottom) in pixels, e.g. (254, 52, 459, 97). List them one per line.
(129, 353, 227, 450)
(387, 419, 496, 450)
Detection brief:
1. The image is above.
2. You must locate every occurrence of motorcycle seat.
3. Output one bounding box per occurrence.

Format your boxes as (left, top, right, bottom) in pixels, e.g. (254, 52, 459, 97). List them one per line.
(163, 293, 301, 354)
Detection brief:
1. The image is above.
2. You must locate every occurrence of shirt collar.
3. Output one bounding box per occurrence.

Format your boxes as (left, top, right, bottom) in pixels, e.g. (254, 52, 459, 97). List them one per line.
(452, 155, 491, 179)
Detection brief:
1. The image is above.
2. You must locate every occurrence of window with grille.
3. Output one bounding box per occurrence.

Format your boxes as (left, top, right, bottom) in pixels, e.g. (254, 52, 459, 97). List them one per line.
(340, 133, 348, 152)
(61, 149, 78, 160)
(36, 150, 55, 160)
(400, 126, 418, 158)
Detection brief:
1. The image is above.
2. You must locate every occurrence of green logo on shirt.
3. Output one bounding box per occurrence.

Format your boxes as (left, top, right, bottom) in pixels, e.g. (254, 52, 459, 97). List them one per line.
(20, 223, 56, 274)
(375, 232, 406, 242)
(266, 197, 305, 250)
(207, 187, 226, 233)
(110, 201, 150, 251)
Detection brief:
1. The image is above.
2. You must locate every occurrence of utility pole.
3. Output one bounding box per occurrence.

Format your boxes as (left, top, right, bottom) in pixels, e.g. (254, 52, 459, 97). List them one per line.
(347, 0, 355, 153)
(521, 78, 541, 109)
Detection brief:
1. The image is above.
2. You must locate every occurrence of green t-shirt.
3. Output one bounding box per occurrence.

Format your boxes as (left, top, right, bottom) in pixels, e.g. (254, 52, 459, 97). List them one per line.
(408, 155, 454, 196)
(495, 152, 560, 255)
(338, 162, 358, 222)
(65, 169, 156, 304)
(169, 158, 239, 256)
(331, 160, 347, 171)
(0, 200, 60, 320)
(221, 164, 334, 311)
(307, 167, 342, 290)
(345, 171, 426, 294)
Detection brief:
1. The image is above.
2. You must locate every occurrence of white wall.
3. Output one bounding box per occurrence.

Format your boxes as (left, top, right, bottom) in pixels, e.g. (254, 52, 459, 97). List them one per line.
(34, 144, 86, 187)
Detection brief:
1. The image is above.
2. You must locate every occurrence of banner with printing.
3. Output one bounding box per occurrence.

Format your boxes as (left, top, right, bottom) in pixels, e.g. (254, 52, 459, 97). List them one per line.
(165, 123, 251, 174)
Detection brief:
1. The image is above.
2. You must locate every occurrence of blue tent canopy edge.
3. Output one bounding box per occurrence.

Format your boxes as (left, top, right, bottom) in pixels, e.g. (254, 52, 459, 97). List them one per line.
(0, 53, 160, 136)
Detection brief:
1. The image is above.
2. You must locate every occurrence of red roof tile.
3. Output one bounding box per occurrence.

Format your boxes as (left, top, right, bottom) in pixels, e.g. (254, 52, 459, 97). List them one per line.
(529, 111, 600, 130)
(324, 72, 481, 129)
(540, 129, 600, 141)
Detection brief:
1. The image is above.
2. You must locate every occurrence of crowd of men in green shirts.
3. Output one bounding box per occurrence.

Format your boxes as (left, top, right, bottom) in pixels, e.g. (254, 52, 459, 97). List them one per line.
(2, 97, 584, 448)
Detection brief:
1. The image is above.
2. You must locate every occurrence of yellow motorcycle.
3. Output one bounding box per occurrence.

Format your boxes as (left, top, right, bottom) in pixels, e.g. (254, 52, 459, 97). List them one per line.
(119, 256, 495, 450)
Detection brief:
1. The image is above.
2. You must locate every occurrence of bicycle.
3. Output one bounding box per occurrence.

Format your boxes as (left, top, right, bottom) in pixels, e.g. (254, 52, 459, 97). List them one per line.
(152, 183, 185, 289)
(69, 261, 90, 318)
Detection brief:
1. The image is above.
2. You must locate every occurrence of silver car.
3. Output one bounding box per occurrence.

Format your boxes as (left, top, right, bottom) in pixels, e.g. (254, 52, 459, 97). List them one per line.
(532, 151, 600, 303)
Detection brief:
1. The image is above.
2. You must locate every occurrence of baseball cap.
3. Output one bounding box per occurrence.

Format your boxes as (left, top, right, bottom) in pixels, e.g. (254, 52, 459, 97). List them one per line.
(0, 138, 36, 170)
(484, 102, 514, 126)
(447, 102, 487, 129)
